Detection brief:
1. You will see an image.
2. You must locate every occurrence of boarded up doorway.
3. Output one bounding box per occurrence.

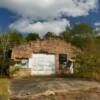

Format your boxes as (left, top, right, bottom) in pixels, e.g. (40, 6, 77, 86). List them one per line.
(29, 54, 55, 75)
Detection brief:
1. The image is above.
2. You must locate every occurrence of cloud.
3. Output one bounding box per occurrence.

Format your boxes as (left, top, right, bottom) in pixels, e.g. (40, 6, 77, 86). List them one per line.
(0, 0, 98, 19)
(94, 22, 100, 26)
(10, 18, 70, 36)
(0, 0, 98, 35)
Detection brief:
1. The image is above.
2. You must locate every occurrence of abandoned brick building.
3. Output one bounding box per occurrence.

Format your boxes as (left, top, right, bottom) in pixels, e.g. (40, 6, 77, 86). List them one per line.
(11, 38, 77, 76)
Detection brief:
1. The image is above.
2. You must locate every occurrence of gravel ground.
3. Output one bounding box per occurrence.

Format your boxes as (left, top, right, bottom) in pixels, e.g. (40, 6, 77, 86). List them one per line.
(9, 77, 100, 100)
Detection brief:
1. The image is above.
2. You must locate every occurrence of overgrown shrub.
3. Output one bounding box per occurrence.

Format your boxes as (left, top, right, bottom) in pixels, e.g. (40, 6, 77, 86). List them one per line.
(74, 39, 100, 80)
(0, 58, 15, 77)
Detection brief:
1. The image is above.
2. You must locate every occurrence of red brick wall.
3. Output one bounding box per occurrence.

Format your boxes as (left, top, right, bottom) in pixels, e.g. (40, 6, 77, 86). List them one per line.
(11, 38, 76, 75)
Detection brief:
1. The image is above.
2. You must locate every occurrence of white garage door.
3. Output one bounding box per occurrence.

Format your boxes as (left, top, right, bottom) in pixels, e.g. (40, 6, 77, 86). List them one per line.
(29, 54, 55, 75)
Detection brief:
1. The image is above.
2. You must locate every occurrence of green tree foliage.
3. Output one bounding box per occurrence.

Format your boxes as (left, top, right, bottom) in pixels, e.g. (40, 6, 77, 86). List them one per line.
(26, 33, 40, 41)
(75, 37, 100, 80)
(71, 36, 87, 49)
(44, 32, 54, 38)
(8, 31, 26, 47)
(70, 23, 94, 49)
(59, 28, 87, 49)
(0, 30, 25, 49)
(71, 23, 93, 36)
(0, 32, 10, 59)
(0, 58, 15, 77)
(0, 30, 26, 60)
(0, 30, 16, 77)
(59, 24, 100, 80)
(60, 28, 72, 42)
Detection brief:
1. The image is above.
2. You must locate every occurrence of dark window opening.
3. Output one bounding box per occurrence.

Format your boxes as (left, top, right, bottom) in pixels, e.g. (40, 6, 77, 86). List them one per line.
(59, 54, 67, 69)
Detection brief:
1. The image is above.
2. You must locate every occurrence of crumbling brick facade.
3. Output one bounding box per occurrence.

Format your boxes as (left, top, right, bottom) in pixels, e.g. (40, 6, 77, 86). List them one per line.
(11, 38, 77, 76)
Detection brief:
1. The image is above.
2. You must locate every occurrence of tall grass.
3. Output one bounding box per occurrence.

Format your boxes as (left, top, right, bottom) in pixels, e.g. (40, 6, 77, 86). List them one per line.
(0, 78, 9, 100)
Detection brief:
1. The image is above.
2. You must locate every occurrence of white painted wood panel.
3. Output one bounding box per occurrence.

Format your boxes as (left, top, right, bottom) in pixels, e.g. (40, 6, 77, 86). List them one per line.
(29, 54, 55, 75)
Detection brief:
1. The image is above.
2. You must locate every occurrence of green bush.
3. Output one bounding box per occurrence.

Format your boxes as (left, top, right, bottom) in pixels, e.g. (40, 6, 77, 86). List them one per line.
(0, 58, 15, 77)
(26, 33, 40, 41)
(74, 45, 100, 80)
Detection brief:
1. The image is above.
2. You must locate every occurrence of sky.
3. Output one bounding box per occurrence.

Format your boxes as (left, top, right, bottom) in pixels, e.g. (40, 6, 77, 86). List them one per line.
(0, 0, 100, 36)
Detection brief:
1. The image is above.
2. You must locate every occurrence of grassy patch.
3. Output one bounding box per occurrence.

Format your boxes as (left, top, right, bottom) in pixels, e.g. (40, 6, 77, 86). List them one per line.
(0, 78, 9, 100)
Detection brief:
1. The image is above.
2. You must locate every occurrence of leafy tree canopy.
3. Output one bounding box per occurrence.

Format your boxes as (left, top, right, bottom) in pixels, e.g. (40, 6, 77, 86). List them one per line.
(44, 32, 54, 38)
(71, 23, 93, 36)
(59, 28, 72, 42)
(26, 33, 40, 41)
(8, 31, 25, 46)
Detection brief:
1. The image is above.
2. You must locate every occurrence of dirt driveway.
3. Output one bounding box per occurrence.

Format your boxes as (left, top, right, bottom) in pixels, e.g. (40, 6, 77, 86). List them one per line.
(9, 77, 100, 100)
